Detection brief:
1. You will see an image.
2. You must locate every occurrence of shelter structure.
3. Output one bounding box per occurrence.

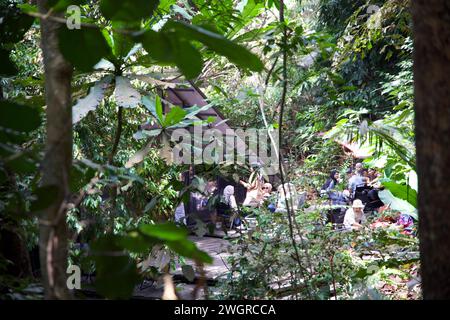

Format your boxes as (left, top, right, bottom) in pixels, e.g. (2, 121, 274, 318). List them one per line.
(142, 82, 277, 225)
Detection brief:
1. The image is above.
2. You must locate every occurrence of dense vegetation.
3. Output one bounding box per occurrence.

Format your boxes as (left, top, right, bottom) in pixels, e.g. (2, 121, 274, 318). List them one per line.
(0, 0, 448, 300)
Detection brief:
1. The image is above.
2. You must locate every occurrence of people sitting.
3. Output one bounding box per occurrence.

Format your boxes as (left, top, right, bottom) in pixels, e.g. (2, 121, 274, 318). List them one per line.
(216, 185, 241, 229)
(370, 207, 415, 235)
(327, 189, 351, 224)
(364, 188, 384, 214)
(240, 170, 264, 208)
(261, 183, 277, 213)
(367, 168, 382, 187)
(343, 199, 366, 231)
(261, 183, 273, 201)
(348, 163, 367, 199)
(320, 170, 340, 197)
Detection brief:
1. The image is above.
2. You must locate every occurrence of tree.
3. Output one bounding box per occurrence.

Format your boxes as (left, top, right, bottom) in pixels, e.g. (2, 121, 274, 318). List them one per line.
(37, 0, 73, 299)
(412, 0, 450, 299)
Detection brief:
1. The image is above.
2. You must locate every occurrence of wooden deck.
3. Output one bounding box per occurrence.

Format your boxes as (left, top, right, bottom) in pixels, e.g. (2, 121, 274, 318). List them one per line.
(133, 235, 234, 300)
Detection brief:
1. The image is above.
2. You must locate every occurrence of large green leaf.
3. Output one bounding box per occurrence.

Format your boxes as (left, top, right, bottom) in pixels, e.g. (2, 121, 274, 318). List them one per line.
(172, 39, 203, 79)
(90, 236, 141, 299)
(4, 151, 37, 175)
(48, 0, 86, 12)
(111, 24, 135, 59)
(378, 189, 418, 220)
(0, 49, 18, 76)
(166, 239, 213, 264)
(58, 28, 111, 72)
(163, 20, 264, 72)
(382, 180, 417, 208)
(139, 222, 189, 241)
(116, 232, 154, 254)
(0, 3, 34, 47)
(100, 0, 159, 22)
(142, 95, 164, 123)
(140, 29, 199, 78)
(69, 162, 96, 193)
(163, 106, 188, 128)
(140, 30, 175, 64)
(0, 101, 41, 133)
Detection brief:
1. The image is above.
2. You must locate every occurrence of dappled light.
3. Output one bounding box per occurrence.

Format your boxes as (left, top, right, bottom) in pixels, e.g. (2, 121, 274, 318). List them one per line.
(1, 0, 449, 304)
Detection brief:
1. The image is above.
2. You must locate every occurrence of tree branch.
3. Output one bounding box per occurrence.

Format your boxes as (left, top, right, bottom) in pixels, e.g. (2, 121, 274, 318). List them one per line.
(108, 106, 123, 165)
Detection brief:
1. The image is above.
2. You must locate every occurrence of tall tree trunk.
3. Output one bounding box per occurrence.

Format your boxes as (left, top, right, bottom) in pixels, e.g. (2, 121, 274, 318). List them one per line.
(412, 0, 450, 299)
(37, 0, 73, 299)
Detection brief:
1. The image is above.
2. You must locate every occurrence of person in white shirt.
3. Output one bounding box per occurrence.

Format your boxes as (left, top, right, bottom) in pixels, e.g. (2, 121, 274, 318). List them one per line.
(348, 163, 367, 197)
(343, 199, 366, 230)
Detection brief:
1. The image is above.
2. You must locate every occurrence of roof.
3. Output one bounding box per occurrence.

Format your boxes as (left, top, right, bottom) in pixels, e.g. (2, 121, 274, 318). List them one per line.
(336, 140, 373, 159)
(139, 82, 275, 171)
(163, 82, 233, 134)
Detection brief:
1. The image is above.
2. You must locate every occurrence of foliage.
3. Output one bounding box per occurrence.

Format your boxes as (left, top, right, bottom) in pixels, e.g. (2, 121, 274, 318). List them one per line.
(1, 0, 420, 300)
(216, 206, 420, 300)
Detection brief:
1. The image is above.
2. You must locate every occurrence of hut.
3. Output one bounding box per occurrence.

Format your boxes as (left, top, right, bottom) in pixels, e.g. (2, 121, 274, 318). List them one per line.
(141, 81, 277, 225)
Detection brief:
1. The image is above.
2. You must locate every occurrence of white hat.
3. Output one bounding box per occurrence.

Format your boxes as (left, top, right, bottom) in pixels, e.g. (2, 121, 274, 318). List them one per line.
(352, 199, 365, 208)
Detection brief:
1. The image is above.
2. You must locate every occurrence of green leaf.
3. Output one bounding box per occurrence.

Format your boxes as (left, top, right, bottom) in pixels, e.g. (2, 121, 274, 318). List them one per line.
(0, 4, 34, 46)
(116, 232, 153, 253)
(378, 189, 418, 220)
(0, 49, 18, 77)
(163, 21, 264, 72)
(0, 101, 41, 133)
(163, 106, 188, 128)
(0, 169, 6, 184)
(90, 236, 141, 299)
(69, 163, 96, 193)
(142, 95, 164, 123)
(140, 30, 175, 63)
(172, 39, 203, 79)
(4, 152, 37, 175)
(382, 180, 417, 208)
(111, 24, 135, 58)
(30, 185, 59, 212)
(100, 0, 159, 22)
(58, 28, 111, 72)
(166, 239, 213, 264)
(48, 0, 86, 12)
(139, 222, 189, 241)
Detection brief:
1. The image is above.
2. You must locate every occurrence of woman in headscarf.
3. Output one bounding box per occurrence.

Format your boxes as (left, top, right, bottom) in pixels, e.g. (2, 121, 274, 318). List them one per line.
(223, 185, 238, 210)
(216, 185, 240, 229)
(321, 170, 340, 193)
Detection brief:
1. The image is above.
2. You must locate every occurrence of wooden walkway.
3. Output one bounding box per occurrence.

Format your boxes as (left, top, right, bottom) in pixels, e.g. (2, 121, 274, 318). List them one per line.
(133, 235, 234, 300)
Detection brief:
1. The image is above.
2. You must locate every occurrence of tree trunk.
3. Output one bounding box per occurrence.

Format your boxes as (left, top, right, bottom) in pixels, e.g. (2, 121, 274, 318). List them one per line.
(37, 0, 73, 299)
(412, 0, 450, 299)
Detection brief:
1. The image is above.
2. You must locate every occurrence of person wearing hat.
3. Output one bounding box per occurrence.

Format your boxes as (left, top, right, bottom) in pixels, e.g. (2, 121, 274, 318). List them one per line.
(343, 199, 366, 230)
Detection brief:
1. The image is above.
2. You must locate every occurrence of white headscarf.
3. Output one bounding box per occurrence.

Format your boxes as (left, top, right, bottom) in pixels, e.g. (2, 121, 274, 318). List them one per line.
(223, 185, 237, 209)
